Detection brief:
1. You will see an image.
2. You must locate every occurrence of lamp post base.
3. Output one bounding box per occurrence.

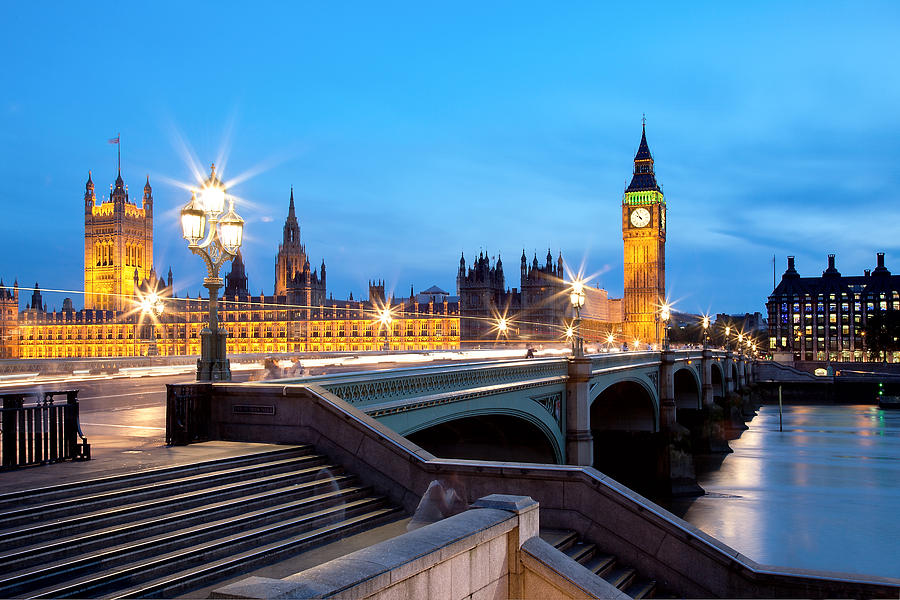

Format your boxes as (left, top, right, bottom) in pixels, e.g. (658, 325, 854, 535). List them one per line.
(197, 327, 231, 381)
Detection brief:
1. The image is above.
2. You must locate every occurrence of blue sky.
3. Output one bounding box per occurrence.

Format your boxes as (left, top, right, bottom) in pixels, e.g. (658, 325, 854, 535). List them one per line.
(2, 2, 899, 314)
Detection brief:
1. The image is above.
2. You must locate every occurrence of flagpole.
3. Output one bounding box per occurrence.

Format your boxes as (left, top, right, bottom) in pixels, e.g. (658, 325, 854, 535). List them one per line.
(117, 132, 121, 173)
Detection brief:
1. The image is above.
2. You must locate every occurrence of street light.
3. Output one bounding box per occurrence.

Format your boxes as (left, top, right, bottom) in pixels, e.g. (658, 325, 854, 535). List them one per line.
(702, 315, 710, 348)
(139, 292, 165, 356)
(569, 279, 586, 356)
(724, 325, 731, 350)
(606, 332, 615, 351)
(378, 306, 393, 351)
(660, 303, 671, 350)
(180, 164, 244, 381)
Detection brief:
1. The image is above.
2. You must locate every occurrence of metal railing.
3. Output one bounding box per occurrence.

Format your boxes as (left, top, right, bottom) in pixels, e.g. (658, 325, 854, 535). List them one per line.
(0, 390, 90, 469)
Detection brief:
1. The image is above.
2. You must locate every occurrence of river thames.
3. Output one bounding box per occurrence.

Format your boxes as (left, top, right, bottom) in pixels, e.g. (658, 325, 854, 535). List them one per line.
(670, 404, 900, 579)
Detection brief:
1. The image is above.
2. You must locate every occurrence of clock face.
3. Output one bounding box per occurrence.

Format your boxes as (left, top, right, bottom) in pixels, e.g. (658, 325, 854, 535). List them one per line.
(630, 207, 651, 228)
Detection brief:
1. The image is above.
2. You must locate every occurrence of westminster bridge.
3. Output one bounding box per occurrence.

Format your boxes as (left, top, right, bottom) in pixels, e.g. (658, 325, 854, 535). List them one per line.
(169, 349, 756, 486)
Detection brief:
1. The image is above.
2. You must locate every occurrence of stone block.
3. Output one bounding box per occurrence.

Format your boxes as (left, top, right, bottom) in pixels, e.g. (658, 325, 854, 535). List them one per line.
(488, 533, 510, 579)
(427, 557, 453, 600)
(469, 535, 493, 591)
(472, 573, 508, 600)
(449, 552, 472, 600)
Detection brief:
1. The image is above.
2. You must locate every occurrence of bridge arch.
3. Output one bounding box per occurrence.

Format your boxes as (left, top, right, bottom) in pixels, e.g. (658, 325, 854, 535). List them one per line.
(404, 408, 562, 464)
(711, 362, 725, 399)
(674, 366, 702, 410)
(589, 378, 659, 433)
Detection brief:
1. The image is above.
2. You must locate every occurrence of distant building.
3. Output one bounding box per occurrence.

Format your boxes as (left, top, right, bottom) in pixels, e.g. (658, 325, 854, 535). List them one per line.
(622, 123, 666, 346)
(1, 179, 459, 359)
(456, 250, 622, 346)
(83, 170, 153, 312)
(767, 253, 900, 362)
(274, 189, 326, 314)
(714, 312, 767, 335)
(0, 280, 18, 358)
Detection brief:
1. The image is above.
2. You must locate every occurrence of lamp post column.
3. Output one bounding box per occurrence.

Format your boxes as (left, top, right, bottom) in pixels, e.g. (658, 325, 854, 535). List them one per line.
(198, 279, 231, 381)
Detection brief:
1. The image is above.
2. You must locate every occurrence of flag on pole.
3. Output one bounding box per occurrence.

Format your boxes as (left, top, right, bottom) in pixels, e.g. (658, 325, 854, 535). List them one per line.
(108, 136, 120, 144)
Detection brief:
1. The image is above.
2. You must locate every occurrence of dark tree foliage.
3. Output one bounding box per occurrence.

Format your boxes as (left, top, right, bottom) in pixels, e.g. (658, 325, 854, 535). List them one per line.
(862, 310, 900, 360)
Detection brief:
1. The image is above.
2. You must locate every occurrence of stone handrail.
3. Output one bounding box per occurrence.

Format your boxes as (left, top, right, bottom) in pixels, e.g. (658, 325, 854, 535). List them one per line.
(198, 381, 899, 598)
(214, 494, 627, 600)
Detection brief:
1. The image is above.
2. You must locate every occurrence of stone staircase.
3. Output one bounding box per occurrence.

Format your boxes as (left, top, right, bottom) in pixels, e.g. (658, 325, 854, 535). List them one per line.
(540, 529, 665, 599)
(0, 446, 402, 599)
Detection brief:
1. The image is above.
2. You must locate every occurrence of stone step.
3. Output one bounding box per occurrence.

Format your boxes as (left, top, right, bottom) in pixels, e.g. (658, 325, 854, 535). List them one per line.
(624, 578, 658, 599)
(110, 508, 404, 600)
(603, 565, 637, 590)
(0, 474, 359, 575)
(540, 528, 657, 597)
(0, 451, 322, 531)
(0, 445, 312, 512)
(562, 541, 598, 564)
(3, 495, 391, 598)
(27, 499, 399, 599)
(0, 459, 338, 549)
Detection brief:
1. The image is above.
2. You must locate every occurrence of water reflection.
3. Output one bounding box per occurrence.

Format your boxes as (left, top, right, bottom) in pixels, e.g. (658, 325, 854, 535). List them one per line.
(669, 405, 900, 578)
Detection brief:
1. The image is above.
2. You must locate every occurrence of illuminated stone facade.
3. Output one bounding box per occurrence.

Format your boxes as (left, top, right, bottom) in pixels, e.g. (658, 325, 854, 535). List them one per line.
(4, 185, 459, 360)
(622, 124, 666, 346)
(0, 280, 18, 359)
(456, 250, 623, 346)
(83, 170, 153, 312)
(767, 253, 900, 362)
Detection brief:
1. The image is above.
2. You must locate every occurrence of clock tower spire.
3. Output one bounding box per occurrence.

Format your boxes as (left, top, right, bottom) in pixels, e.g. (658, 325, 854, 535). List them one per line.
(622, 120, 666, 347)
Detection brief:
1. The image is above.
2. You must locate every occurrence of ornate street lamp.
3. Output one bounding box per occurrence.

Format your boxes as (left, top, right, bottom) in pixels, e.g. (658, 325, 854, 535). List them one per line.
(660, 303, 671, 350)
(569, 279, 586, 357)
(180, 164, 243, 381)
(724, 325, 731, 350)
(702, 315, 710, 349)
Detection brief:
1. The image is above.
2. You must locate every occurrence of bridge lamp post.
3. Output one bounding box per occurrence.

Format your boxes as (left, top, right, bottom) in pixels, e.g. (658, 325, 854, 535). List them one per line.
(660, 304, 671, 350)
(724, 325, 731, 350)
(378, 307, 393, 352)
(702, 316, 710, 349)
(139, 292, 165, 356)
(180, 164, 244, 381)
(606, 332, 615, 352)
(569, 280, 586, 357)
(497, 317, 509, 335)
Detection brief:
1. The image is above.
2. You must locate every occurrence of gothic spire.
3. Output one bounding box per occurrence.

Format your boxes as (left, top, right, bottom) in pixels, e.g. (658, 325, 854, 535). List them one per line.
(625, 119, 661, 193)
(289, 186, 295, 216)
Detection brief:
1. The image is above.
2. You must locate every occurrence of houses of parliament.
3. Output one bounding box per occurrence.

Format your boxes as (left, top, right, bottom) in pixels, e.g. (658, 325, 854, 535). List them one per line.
(0, 125, 667, 360)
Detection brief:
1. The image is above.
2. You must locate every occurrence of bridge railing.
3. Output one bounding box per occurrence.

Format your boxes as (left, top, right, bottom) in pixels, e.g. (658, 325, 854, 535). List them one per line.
(0, 390, 90, 469)
(264, 357, 570, 406)
(254, 350, 730, 407)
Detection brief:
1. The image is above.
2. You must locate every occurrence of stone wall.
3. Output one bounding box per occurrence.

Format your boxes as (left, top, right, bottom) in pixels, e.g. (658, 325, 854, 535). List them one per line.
(213, 495, 623, 600)
(188, 381, 900, 599)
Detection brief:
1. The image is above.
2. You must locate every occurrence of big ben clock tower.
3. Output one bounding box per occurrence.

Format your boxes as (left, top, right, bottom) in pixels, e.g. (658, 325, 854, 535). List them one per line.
(622, 121, 666, 346)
